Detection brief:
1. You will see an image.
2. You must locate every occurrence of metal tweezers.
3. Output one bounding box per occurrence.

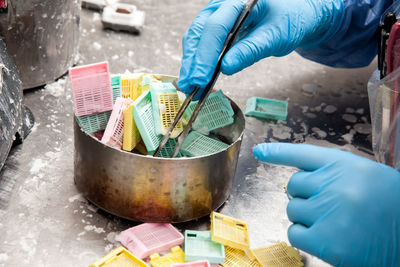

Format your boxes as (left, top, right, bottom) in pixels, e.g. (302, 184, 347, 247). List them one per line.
(154, 0, 258, 157)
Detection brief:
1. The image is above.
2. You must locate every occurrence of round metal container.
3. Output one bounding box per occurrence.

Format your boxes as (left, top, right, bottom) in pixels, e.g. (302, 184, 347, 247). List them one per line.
(74, 76, 245, 222)
(0, 0, 80, 89)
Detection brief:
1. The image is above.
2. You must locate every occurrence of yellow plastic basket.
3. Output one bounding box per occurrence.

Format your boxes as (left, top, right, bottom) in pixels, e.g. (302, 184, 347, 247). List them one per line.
(120, 73, 149, 100)
(210, 212, 250, 251)
(250, 242, 303, 267)
(122, 103, 141, 151)
(150, 246, 185, 267)
(89, 247, 148, 267)
(221, 247, 261, 267)
(150, 83, 183, 138)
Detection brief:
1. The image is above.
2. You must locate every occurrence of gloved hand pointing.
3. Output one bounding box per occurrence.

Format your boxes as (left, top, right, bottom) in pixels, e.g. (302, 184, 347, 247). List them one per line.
(178, 0, 344, 98)
(253, 143, 400, 267)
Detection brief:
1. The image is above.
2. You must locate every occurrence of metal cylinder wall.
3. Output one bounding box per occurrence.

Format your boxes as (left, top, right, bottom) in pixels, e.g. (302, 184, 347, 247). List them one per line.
(0, 0, 80, 89)
(74, 79, 245, 222)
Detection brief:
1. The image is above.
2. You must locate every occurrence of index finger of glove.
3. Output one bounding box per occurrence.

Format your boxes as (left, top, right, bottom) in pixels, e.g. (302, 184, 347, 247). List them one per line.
(253, 143, 343, 171)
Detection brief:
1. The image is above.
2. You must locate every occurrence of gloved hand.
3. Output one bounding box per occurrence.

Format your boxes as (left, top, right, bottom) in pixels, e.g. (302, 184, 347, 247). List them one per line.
(178, 0, 344, 98)
(253, 143, 400, 267)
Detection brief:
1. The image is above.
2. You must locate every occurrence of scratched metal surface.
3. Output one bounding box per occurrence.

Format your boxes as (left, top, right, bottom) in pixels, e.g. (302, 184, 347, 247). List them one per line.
(0, 0, 375, 266)
(0, 37, 23, 176)
(0, 0, 80, 89)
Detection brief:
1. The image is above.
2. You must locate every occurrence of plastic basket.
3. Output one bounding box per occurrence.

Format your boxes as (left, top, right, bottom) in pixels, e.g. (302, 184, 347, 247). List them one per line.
(184, 230, 225, 263)
(69, 61, 113, 116)
(76, 110, 112, 133)
(123, 103, 141, 151)
(133, 91, 162, 153)
(183, 91, 234, 132)
(171, 260, 210, 267)
(141, 74, 161, 92)
(177, 91, 187, 106)
(91, 130, 105, 140)
(134, 141, 147, 155)
(210, 212, 250, 251)
(111, 74, 122, 104)
(245, 97, 288, 121)
(250, 242, 303, 267)
(180, 131, 229, 157)
(101, 97, 133, 148)
(185, 90, 233, 114)
(152, 138, 182, 158)
(150, 82, 183, 138)
(121, 73, 145, 100)
(89, 246, 148, 267)
(150, 246, 185, 267)
(117, 223, 184, 259)
(222, 247, 261, 267)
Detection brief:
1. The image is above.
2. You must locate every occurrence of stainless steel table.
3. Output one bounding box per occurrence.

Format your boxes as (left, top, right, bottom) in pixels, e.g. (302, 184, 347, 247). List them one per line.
(0, 0, 375, 266)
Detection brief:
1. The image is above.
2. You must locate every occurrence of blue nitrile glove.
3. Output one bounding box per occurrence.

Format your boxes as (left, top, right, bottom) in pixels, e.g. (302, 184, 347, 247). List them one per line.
(178, 0, 344, 99)
(253, 143, 400, 267)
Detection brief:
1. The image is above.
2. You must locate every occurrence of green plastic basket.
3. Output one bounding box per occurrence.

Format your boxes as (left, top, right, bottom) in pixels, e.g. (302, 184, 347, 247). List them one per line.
(142, 74, 152, 85)
(150, 82, 183, 138)
(180, 131, 229, 157)
(76, 111, 112, 133)
(111, 74, 122, 104)
(245, 97, 288, 121)
(183, 91, 234, 132)
(209, 90, 234, 115)
(133, 91, 162, 153)
(141, 74, 154, 92)
(150, 138, 182, 158)
(184, 230, 225, 263)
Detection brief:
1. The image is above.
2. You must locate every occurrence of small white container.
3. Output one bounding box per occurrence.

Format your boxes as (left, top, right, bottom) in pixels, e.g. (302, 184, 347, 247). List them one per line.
(102, 3, 145, 34)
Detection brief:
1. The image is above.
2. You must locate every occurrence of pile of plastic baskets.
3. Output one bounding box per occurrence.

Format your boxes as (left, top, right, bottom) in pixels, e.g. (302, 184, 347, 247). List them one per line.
(90, 212, 304, 266)
(69, 61, 236, 157)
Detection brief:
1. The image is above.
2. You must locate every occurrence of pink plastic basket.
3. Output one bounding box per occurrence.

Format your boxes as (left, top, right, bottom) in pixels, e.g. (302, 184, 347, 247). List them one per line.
(171, 260, 211, 267)
(116, 223, 184, 259)
(69, 61, 113, 116)
(101, 97, 133, 148)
